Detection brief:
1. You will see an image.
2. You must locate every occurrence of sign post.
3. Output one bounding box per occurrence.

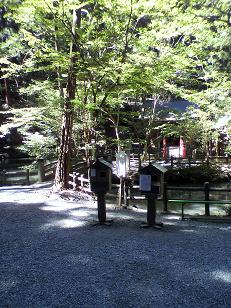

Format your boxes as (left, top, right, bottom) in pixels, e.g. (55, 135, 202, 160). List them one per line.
(89, 159, 113, 225)
(139, 163, 167, 229)
(116, 151, 129, 207)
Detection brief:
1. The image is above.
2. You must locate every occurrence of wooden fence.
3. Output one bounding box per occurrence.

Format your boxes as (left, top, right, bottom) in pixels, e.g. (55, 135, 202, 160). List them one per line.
(1, 153, 230, 187)
(0, 159, 57, 186)
(69, 172, 91, 193)
(169, 155, 230, 168)
(0, 156, 89, 186)
(163, 182, 231, 214)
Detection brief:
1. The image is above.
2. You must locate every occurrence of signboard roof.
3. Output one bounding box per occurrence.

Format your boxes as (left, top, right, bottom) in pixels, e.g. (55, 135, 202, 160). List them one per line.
(98, 158, 113, 169)
(152, 163, 167, 173)
(140, 162, 167, 174)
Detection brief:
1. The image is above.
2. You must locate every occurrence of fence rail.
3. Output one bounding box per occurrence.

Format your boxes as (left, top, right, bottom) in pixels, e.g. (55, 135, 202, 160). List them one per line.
(169, 155, 230, 168)
(69, 172, 91, 193)
(1, 153, 230, 187)
(163, 181, 231, 215)
(0, 157, 89, 186)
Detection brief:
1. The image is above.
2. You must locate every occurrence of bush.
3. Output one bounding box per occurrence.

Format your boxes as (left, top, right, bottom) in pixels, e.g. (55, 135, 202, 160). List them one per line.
(20, 132, 57, 159)
(223, 205, 231, 217)
(165, 164, 229, 184)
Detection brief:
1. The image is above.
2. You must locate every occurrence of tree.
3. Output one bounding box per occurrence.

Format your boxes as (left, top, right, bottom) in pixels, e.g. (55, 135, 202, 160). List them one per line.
(1, 0, 230, 187)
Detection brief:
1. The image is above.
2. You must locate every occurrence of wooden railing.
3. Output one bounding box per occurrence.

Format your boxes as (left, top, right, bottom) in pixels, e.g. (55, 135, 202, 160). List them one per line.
(169, 155, 230, 168)
(1, 153, 230, 186)
(163, 182, 231, 215)
(69, 172, 91, 193)
(37, 159, 57, 182)
(0, 157, 35, 185)
(0, 156, 89, 186)
(0, 169, 31, 185)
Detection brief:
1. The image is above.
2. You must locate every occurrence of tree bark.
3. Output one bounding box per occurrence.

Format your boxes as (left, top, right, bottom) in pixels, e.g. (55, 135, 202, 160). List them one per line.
(4, 78, 10, 108)
(54, 9, 81, 189)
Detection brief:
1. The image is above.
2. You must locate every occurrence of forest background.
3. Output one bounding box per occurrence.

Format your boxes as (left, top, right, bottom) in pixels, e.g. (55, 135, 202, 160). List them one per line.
(0, 0, 231, 189)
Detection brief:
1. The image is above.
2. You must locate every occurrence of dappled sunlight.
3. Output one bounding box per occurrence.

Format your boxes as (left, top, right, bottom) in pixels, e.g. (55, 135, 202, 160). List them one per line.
(66, 254, 94, 266)
(179, 229, 198, 233)
(41, 218, 87, 230)
(163, 215, 181, 220)
(40, 203, 81, 212)
(113, 213, 141, 220)
(0, 278, 18, 292)
(70, 209, 96, 217)
(0, 194, 47, 204)
(212, 271, 231, 283)
(218, 226, 231, 231)
(16, 197, 48, 204)
(0, 188, 48, 204)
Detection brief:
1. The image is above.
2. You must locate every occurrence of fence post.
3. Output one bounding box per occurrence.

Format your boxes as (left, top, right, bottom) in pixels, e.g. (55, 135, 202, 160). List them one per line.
(138, 151, 141, 170)
(118, 176, 124, 207)
(72, 172, 77, 190)
(204, 182, 210, 216)
(206, 157, 209, 168)
(123, 178, 131, 208)
(171, 156, 174, 168)
(188, 156, 191, 168)
(37, 158, 45, 182)
(163, 182, 168, 212)
(1, 169, 6, 185)
(26, 169, 30, 185)
(80, 174, 84, 188)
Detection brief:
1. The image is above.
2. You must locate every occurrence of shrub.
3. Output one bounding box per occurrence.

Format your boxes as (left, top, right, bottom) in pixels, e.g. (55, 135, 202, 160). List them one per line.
(223, 205, 231, 217)
(165, 164, 229, 184)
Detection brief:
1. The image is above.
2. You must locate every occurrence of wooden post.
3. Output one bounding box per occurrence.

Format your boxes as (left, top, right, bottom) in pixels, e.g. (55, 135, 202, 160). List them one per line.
(123, 179, 130, 208)
(26, 169, 30, 185)
(80, 174, 84, 188)
(163, 182, 168, 212)
(97, 192, 106, 224)
(147, 194, 156, 226)
(72, 172, 77, 190)
(204, 182, 210, 216)
(37, 159, 45, 182)
(138, 151, 141, 170)
(171, 156, 174, 168)
(2, 170, 6, 185)
(118, 176, 124, 207)
(140, 193, 163, 229)
(188, 156, 191, 168)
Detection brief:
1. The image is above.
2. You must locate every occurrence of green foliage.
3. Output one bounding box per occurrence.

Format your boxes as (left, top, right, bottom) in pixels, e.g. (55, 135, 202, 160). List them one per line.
(1, 0, 231, 159)
(0, 106, 60, 158)
(20, 132, 57, 159)
(223, 204, 231, 217)
(165, 165, 229, 184)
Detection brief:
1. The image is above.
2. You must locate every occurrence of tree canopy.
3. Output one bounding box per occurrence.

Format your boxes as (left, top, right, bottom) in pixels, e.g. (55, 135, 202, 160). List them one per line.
(1, 0, 231, 188)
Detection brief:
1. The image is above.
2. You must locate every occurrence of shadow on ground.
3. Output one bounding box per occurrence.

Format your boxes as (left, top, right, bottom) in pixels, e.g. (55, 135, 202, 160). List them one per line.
(1, 185, 231, 307)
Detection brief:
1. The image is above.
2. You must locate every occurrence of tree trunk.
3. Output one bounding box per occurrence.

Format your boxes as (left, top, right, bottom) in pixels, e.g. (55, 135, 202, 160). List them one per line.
(54, 9, 81, 189)
(4, 78, 10, 108)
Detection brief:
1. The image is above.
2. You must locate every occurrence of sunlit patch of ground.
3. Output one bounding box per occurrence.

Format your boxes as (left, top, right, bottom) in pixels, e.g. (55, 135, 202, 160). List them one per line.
(212, 271, 231, 283)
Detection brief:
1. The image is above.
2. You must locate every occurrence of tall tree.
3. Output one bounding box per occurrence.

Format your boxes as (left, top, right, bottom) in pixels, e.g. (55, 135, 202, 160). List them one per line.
(54, 7, 81, 189)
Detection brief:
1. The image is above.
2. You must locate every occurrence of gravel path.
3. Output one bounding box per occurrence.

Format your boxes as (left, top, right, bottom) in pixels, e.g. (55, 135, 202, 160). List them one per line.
(1, 183, 231, 308)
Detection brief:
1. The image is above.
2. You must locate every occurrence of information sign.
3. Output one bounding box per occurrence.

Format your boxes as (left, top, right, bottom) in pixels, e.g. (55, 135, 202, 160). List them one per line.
(116, 151, 128, 177)
(139, 174, 151, 191)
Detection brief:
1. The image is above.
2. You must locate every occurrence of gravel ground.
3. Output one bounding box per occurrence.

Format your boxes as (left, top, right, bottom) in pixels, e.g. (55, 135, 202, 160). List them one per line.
(1, 183, 231, 308)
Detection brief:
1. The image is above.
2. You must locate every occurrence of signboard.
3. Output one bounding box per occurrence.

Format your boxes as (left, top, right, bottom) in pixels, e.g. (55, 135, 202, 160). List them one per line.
(116, 151, 128, 177)
(139, 174, 151, 191)
(90, 169, 96, 177)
